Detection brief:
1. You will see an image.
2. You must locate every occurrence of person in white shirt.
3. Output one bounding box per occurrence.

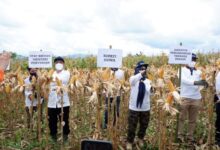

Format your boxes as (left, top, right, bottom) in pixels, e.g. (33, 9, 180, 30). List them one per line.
(177, 53, 208, 143)
(126, 61, 151, 150)
(215, 65, 220, 146)
(48, 56, 70, 141)
(24, 67, 43, 128)
(103, 68, 124, 128)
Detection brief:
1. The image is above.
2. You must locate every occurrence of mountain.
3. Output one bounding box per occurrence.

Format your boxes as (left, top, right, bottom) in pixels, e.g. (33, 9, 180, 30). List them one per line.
(65, 54, 91, 58)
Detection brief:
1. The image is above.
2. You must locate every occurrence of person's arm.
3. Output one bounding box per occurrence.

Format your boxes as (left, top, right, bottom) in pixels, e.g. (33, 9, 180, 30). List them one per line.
(180, 69, 208, 87)
(129, 73, 143, 86)
(181, 75, 195, 85)
(62, 70, 70, 85)
(179, 68, 195, 85)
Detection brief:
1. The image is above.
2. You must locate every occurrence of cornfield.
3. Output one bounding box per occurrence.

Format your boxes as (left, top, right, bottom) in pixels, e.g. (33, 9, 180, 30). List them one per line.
(0, 52, 220, 150)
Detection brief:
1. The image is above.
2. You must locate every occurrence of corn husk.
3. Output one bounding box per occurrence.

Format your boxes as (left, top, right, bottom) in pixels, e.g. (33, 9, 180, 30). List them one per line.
(101, 68, 111, 81)
(158, 68, 164, 79)
(5, 84, 11, 94)
(55, 77, 62, 87)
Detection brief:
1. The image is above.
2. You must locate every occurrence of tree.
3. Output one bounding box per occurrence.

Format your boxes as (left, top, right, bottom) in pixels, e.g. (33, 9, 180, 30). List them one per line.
(11, 52, 17, 59)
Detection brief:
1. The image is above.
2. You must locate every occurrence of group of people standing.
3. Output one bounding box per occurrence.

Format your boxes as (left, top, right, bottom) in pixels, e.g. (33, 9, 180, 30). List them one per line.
(0, 52, 220, 149)
(125, 53, 219, 150)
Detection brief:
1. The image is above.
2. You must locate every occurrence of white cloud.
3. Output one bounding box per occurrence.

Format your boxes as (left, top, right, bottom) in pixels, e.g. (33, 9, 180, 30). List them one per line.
(0, 0, 220, 56)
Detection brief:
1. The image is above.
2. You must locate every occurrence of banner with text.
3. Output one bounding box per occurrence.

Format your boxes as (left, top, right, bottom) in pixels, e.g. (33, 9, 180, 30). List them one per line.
(29, 51, 53, 68)
(97, 49, 122, 68)
(168, 47, 192, 64)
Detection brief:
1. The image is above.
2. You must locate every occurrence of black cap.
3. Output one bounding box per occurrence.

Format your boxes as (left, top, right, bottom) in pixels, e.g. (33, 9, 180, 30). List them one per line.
(54, 56, 65, 63)
(136, 61, 148, 68)
(192, 53, 198, 61)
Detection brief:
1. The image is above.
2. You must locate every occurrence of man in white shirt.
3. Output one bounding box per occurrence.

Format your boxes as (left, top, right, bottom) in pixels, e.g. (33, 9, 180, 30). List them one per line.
(177, 53, 208, 143)
(126, 61, 151, 150)
(215, 66, 220, 146)
(103, 68, 124, 128)
(48, 56, 70, 141)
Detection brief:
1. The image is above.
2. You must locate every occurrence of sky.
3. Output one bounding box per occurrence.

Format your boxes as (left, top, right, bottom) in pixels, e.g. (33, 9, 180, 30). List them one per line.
(0, 0, 220, 56)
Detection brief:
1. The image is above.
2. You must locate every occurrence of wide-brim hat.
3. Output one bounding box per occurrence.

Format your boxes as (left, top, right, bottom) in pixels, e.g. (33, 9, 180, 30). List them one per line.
(192, 53, 198, 61)
(136, 61, 148, 68)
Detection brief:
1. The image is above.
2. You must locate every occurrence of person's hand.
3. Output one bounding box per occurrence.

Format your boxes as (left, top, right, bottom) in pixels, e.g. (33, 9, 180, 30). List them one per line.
(150, 86, 156, 93)
(0, 52, 11, 70)
(140, 70, 146, 76)
(194, 80, 209, 88)
(28, 94, 34, 101)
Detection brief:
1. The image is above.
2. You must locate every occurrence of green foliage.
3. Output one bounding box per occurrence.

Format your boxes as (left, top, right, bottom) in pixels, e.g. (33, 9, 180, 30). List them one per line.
(11, 52, 17, 59)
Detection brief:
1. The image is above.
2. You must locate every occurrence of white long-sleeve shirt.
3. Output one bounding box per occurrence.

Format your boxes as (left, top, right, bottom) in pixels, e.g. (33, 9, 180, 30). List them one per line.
(110, 69, 125, 97)
(48, 70, 70, 108)
(180, 66, 202, 100)
(129, 73, 151, 111)
(216, 71, 220, 100)
(111, 69, 125, 80)
(24, 77, 43, 108)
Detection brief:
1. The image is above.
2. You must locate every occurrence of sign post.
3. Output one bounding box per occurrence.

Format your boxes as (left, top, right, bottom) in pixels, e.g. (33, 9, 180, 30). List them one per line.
(28, 50, 53, 145)
(97, 49, 122, 68)
(28, 51, 52, 68)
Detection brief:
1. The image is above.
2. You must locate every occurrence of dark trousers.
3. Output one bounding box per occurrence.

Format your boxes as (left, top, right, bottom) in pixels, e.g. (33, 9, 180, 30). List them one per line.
(214, 94, 220, 144)
(127, 109, 150, 143)
(48, 106, 70, 138)
(216, 103, 220, 144)
(104, 96, 120, 128)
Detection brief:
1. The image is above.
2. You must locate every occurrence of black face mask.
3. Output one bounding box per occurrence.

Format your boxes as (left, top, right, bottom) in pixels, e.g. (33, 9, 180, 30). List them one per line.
(111, 68, 118, 72)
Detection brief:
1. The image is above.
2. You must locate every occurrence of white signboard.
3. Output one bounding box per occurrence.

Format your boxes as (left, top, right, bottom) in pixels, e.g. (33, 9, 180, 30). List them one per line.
(97, 49, 122, 68)
(168, 47, 192, 64)
(29, 51, 52, 68)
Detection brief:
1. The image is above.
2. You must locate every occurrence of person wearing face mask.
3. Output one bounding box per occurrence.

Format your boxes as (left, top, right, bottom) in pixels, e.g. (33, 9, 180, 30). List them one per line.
(48, 56, 70, 142)
(126, 61, 152, 150)
(177, 53, 208, 144)
(24, 67, 43, 128)
(103, 67, 124, 129)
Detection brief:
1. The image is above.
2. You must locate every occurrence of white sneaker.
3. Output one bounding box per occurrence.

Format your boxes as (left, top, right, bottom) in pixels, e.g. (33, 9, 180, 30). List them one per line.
(126, 142, 132, 150)
(137, 139, 144, 147)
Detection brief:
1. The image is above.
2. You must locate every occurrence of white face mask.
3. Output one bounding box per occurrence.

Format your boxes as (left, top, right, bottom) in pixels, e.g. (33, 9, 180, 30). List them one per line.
(55, 63, 64, 71)
(188, 61, 196, 68)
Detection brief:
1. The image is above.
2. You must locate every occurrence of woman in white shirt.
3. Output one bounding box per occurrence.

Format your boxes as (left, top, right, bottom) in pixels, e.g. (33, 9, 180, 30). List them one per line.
(215, 68, 220, 146)
(126, 61, 151, 150)
(24, 67, 43, 128)
(48, 56, 70, 141)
